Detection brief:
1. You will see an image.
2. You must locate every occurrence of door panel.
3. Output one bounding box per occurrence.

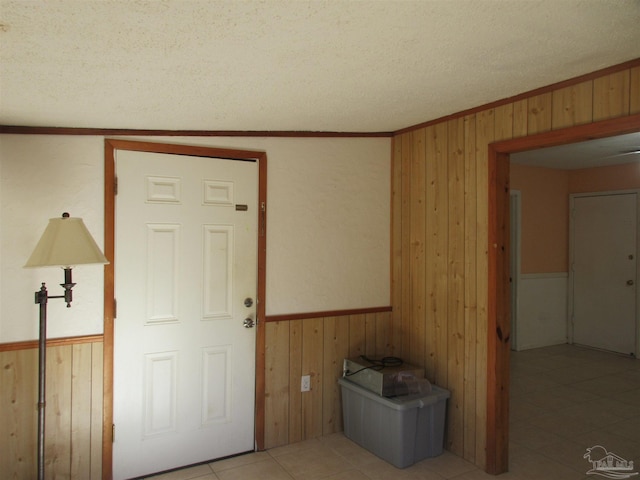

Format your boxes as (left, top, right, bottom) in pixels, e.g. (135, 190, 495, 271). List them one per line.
(572, 193, 637, 356)
(113, 150, 258, 479)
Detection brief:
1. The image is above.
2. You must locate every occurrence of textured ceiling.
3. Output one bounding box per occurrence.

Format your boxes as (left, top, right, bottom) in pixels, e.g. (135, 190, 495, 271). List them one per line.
(1, 0, 639, 133)
(511, 132, 640, 169)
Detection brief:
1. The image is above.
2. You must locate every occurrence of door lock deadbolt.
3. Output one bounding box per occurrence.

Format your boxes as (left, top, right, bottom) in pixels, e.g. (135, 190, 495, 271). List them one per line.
(244, 297, 253, 308)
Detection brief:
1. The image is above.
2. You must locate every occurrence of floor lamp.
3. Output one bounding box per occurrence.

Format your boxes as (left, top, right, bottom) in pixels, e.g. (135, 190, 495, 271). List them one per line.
(24, 213, 108, 480)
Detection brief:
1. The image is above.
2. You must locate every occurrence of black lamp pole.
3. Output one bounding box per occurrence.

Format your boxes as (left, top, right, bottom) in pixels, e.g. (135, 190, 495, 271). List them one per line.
(34, 269, 75, 480)
(26, 213, 107, 479)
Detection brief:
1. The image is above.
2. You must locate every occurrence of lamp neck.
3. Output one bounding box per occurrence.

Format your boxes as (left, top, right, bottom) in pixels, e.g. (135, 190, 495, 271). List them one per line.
(34, 268, 76, 308)
(60, 268, 75, 307)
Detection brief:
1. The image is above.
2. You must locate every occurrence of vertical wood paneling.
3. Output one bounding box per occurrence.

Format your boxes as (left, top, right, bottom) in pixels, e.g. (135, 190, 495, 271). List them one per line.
(494, 102, 514, 144)
(364, 313, 377, 356)
(429, 122, 449, 387)
(375, 311, 392, 356)
(391, 136, 404, 359)
(410, 128, 427, 371)
(348, 314, 366, 357)
(463, 113, 478, 464)
(288, 320, 303, 444)
(322, 317, 349, 435)
(90, 342, 103, 480)
(264, 321, 290, 448)
(494, 104, 513, 141)
(423, 126, 437, 379)
(71, 343, 93, 478)
(593, 70, 631, 121)
(301, 318, 323, 439)
(527, 93, 553, 134)
(551, 80, 593, 129)
(400, 133, 413, 359)
(46, 345, 73, 479)
(512, 99, 528, 138)
(630, 66, 640, 114)
(0, 348, 37, 480)
(447, 117, 466, 456)
(474, 108, 494, 471)
(389, 61, 639, 474)
(1, 341, 103, 480)
(263, 311, 395, 449)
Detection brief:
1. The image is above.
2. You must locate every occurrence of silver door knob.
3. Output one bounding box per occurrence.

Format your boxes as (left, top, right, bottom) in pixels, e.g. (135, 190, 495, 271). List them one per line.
(243, 317, 255, 328)
(627, 280, 634, 286)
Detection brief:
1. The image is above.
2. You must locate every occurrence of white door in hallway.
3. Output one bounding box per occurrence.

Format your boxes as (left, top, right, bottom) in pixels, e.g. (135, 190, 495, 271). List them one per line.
(571, 193, 637, 356)
(113, 149, 258, 479)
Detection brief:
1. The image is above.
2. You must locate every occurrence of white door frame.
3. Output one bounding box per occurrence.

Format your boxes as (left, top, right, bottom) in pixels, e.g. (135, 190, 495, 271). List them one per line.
(102, 139, 268, 479)
(568, 189, 640, 357)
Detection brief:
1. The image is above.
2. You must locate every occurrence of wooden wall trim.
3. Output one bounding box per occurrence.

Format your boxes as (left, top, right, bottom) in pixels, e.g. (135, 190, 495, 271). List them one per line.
(0, 334, 103, 352)
(395, 57, 640, 135)
(265, 306, 392, 323)
(486, 149, 511, 475)
(0, 125, 393, 138)
(255, 145, 268, 452)
(486, 113, 640, 474)
(102, 140, 116, 480)
(492, 112, 640, 153)
(2, 59, 636, 140)
(105, 138, 267, 161)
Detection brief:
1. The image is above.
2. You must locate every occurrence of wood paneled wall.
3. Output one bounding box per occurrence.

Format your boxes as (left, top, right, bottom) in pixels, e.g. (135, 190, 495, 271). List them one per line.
(0, 339, 103, 480)
(391, 62, 640, 471)
(263, 311, 393, 449)
(1, 60, 638, 478)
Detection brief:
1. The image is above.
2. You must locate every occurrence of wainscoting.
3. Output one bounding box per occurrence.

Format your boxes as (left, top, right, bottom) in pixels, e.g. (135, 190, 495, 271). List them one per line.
(0, 338, 103, 480)
(1, 312, 391, 478)
(263, 311, 393, 449)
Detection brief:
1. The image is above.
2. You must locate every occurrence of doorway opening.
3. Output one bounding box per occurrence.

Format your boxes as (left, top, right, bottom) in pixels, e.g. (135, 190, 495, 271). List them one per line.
(487, 113, 640, 474)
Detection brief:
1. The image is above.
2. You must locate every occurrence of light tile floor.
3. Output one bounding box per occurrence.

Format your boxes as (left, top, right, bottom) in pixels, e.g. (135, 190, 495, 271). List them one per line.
(143, 344, 640, 480)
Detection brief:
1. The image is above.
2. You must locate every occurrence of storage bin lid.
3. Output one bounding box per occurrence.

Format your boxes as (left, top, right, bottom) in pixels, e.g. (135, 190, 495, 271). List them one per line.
(339, 377, 450, 411)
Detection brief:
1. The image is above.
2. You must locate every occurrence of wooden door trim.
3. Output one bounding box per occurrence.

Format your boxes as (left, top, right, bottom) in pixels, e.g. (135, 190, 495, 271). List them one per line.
(487, 112, 640, 474)
(103, 139, 268, 479)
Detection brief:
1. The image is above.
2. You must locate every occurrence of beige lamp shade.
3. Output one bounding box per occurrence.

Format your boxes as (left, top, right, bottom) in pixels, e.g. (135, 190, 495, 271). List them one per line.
(24, 214, 109, 268)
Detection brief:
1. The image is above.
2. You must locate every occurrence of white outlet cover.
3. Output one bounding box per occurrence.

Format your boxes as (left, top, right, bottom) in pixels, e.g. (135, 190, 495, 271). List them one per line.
(301, 375, 311, 392)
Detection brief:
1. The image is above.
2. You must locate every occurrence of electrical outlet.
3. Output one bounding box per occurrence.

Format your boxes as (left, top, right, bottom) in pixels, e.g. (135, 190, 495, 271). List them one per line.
(301, 374, 311, 392)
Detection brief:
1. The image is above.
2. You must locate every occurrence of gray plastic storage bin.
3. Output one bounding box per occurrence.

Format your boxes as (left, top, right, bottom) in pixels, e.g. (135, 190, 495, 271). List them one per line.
(339, 377, 450, 468)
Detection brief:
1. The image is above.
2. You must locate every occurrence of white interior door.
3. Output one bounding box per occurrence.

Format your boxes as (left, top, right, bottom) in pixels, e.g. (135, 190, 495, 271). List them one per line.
(571, 193, 637, 356)
(113, 149, 258, 479)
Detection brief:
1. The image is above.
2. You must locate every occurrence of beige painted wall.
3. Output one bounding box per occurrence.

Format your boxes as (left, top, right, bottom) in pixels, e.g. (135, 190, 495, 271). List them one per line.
(511, 161, 640, 275)
(0, 135, 391, 342)
(570, 161, 640, 193)
(510, 164, 569, 273)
